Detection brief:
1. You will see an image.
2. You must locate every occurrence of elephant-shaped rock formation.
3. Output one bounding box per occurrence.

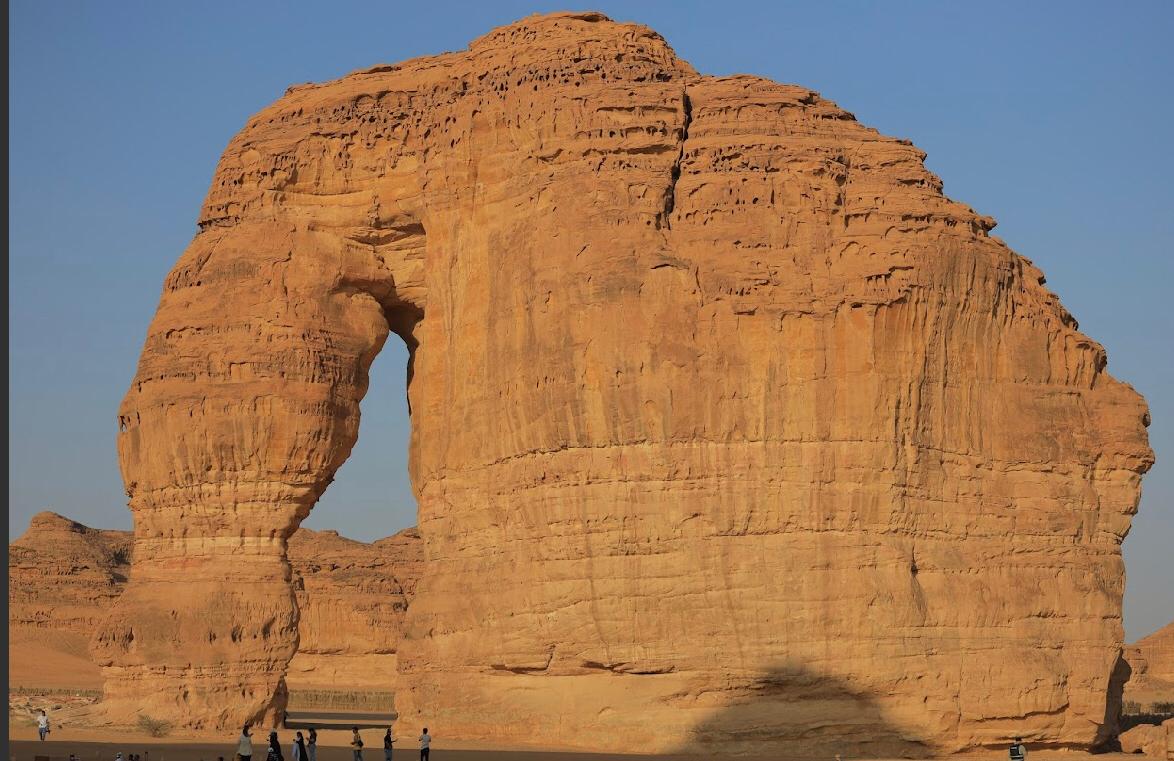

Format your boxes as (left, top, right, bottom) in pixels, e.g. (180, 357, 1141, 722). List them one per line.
(97, 11, 1153, 755)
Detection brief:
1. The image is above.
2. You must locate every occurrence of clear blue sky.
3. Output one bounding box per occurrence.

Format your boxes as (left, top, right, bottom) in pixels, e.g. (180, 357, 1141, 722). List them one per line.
(9, 1, 1172, 640)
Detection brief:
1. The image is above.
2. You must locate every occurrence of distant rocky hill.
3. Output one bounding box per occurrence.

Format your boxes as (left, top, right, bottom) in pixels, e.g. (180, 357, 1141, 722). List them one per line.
(8, 512, 132, 690)
(8, 511, 422, 698)
(286, 525, 423, 697)
(1124, 622, 1174, 710)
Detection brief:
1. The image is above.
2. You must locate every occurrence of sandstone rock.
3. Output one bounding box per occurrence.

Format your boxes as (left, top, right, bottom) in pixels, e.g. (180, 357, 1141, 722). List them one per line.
(8, 512, 131, 690)
(101, 10, 1153, 754)
(1125, 623, 1174, 710)
(1119, 721, 1170, 757)
(286, 527, 422, 695)
(8, 513, 421, 709)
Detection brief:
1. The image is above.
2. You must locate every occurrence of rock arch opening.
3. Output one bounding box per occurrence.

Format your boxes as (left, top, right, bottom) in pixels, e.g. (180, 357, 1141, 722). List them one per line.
(286, 309, 423, 713)
(302, 302, 421, 540)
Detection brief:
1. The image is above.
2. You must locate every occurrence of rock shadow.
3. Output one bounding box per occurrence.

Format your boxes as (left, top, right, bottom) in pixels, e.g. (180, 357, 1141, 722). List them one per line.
(1097, 652, 1132, 749)
(670, 664, 934, 760)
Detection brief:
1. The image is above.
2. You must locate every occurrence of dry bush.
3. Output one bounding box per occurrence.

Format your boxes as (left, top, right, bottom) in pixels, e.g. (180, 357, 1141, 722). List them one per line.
(137, 714, 172, 737)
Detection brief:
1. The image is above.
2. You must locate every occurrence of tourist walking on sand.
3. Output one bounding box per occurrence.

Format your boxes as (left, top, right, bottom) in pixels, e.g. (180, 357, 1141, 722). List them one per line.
(351, 726, 365, 761)
(418, 727, 431, 761)
(238, 724, 254, 761)
(267, 731, 284, 761)
(1010, 736, 1027, 761)
(384, 727, 395, 761)
(307, 728, 317, 761)
(37, 709, 50, 740)
(292, 731, 307, 761)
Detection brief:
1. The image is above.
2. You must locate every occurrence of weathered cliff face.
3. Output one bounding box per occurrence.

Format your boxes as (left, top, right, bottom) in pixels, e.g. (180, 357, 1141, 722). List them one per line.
(101, 11, 1153, 753)
(286, 527, 422, 694)
(8, 512, 132, 690)
(1125, 623, 1174, 709)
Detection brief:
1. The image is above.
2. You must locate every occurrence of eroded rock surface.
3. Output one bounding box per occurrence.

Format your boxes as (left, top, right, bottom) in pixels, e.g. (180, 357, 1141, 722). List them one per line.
(1126, 623, 1174, 710)
(102, 11, 1152, 754)
(1119, 719, 1174, 758)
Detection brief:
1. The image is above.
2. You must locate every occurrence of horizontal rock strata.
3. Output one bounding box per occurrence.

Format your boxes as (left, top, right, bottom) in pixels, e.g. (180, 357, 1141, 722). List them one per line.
(286, 527, 422, 697)
(1125, 623, 1174, 709)
(8, 512, 131, 690)
(9, 514, 419, 705)
(104, 10, 1152, 755)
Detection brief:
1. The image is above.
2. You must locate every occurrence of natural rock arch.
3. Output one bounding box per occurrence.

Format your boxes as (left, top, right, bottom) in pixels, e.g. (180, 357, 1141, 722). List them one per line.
(95, 12, 1152, 753)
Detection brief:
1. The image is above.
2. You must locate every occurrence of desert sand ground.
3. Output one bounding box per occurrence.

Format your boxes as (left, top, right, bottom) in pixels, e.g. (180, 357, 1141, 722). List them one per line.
(5, 723, 1157, 761)
(6, 738, 1154, 761)
(7, 730, 720, 761)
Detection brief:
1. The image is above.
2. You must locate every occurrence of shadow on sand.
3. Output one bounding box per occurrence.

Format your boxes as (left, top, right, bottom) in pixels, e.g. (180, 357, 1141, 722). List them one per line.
(670, 664, 932, 760)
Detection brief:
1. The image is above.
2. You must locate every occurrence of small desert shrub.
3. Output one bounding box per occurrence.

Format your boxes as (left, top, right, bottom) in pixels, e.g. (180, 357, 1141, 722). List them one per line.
(137, 714, 172, 737)
(1123, 700, 1142, 714)
(1152, 701, 1174, 714)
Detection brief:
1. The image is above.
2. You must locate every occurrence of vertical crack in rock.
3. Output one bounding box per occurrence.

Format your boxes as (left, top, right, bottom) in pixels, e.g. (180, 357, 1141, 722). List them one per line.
(663, 86, 692, 229)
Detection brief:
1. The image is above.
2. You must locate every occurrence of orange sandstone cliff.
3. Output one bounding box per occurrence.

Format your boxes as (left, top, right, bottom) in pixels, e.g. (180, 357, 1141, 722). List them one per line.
(96, 11, 1152, 755)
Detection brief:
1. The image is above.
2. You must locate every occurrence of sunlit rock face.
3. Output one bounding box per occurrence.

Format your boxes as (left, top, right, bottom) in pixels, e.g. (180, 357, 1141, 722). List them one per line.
(99, 11, 1152, 754)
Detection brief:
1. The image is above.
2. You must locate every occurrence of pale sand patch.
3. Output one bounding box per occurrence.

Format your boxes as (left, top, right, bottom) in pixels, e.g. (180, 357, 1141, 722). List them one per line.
(9, 637, 105, 691)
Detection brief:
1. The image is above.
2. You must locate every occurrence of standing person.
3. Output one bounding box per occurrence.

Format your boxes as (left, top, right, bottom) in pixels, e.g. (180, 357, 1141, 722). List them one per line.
(1010, 737, 1027, 761)
(383, 727, 395, 761)
(306, 728, 317, 761)
(292, 732, 306, 761)
(418, 728, 431, 761)
(238, 725, 254, 761)
(351, 727, 364, 761)
(266, 731, 284, 761)
(37, 709, 50, 740)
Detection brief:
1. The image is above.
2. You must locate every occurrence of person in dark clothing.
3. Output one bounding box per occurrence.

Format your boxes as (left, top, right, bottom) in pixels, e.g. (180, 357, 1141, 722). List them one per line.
(267, 731, 284, 761)
(306, 728, 317, 761)
(1009, 737, 1027, 761)
(383, 727, 395, 761)
(293, 731, 307, 761)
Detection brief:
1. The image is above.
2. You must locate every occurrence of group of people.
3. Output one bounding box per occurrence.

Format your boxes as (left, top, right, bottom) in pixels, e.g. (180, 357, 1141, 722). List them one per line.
(35, 707, 1025, 761)
(237, 725, 316, 761)
(236, 724, 433, 761)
